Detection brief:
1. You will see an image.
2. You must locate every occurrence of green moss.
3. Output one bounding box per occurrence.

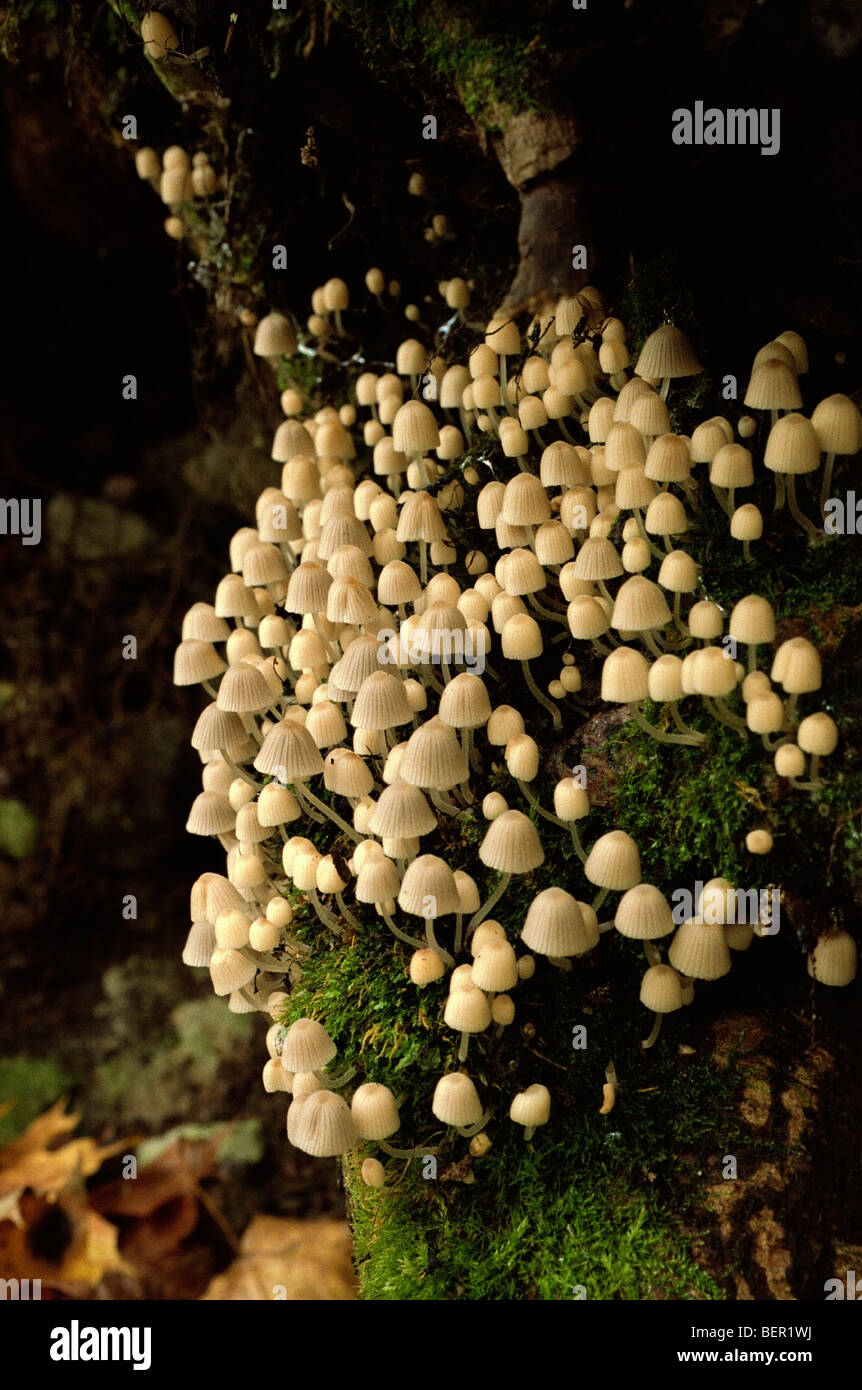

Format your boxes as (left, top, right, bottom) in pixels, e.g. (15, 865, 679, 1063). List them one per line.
(330, 1, 548, 128)
(0, 1056, 74, 1145)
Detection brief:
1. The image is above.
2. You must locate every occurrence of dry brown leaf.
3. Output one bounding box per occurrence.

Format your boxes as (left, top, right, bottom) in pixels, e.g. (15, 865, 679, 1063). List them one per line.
(91, 1132, 225, 1220)
(0, 1099, 127, 1201)
(0, 1191, 132, 1295)
(200, 1215, 355, 1301)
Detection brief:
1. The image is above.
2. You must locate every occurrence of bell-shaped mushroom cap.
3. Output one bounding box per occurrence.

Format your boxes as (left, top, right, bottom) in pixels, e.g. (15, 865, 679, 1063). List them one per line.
(216, 662, 273, 714)
(568, 595, 611, 640)
(141, 10, 180, 58)
(688, 600, 724, 641)
(501, 473, 551, 527)
(498, 547, 547, 597)
(369, 781, 436, 839)
(770, 636, 821, 693)
(254, 311, 297, 358)
(182, 602, 231, 643)
(209, 947, 256, 996)
(811, 393, 862, 456)
(730, 503, 763, 542)
(438, 672, 492, 729)
(182, 919, 216, 969)
(644, 434, 692, 483)
(540, 440, 591, 488)
(505, 733, 540, 782)
(288, 1091, 357, 1157)
(647, 654, 684, 703)
(639, 964, 684, 1013)
(774, 742, 806, 778)
(355, 854, 401, 905)
(553, 778, 589, 821)
(174, 639, 225, 687)
(192, 703, 245, 753)
(644, 491, 688, 537)
(509, 1084, 551, 1128)
(521, 886, 591, 957)
(479, 809, 544, 874)
(630, 390, 671, 437)
(351, 1082, 400, 1140)
(710, 443, 754, 489)
(377, 559, 422, 606)
(351, 670, 412, 730)
(410, 947, 446, 986)
(764, 413, 820, 475)
(604, 422, 646, 471)
(611, 575, 671, 631)
(329, 634, 383, 697)
(807, 931, 857, 986)
(285, 560, 332, 615)
(322, 748, 373, 798)
(398, 854, 461, 917)
(432, 1072, 483, 1127)
(584, 830, 641, 891)
(254, 718, 325, 780)
(281, 1017, 337, 1072)
(396, 490, 448, 543)
(501, 612, 543, 660)
(601, 646, 649, 703)
(746, 693, 784, 734)
(744, 358, 802, 411)
(729, 594, 776, 646)
(392, 400, 440, 455)
(614, 465, 658, 511)
(399, 716, 468, 790)
(668, 918, 731, 981)
(444, 985, 492, 1034)
(615, 883, 675, 940)
(634, 325, 702, 382)
(486, 705, 525, 746)
(471, 939, 518, 992)
(657, 550, 698, 594)
(797, 712, 838, 756)
(572, 535, 624, 581)
(690, 645, 739, 697)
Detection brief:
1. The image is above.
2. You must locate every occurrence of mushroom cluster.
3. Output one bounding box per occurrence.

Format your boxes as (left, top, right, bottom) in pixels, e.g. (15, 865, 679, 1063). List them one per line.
(173, 236, 857, 1182)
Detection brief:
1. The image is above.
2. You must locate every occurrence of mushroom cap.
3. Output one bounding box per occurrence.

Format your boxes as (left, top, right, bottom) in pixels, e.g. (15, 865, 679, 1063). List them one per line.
(351, 670, 412, 731)
(471, 939, 519, 992)
(254, 311, 297, 359)
(645, 433, 692, 483)
(639, 963, 684, 1013)
(288, 1091, 357, 1157)
(644, 491, 688, 536)
(710, 443, 754, 490)
(409, 947, 447, 986)
(657, 549, 698, 595)
(743, 359, 802, 411)
(432, 1072, 483, 1126)
(797, 712, 838, 756)
(254, 718, 325, 781)
(521, 886, 593, 957)
(398, 853, 461, 917)
(668, 918, 731, 981)
(764, 413, 820, 475)
(351, 1082, 400, 1139)
(438, 672, 492, 729)
(509, 1083, 551, 1128)
(611, 575, 671, 632)
(615, 883, 675, 940)
(808, 931, 857, 987)
(572, 536, 623, 582)
(281, 1017, 337, 1073)
(601, 646, 649, 703)
(369, 781, 436, 839)
(634, 325, 702, 382)
(730, 503, 763, 542)
(392, 399, 440, 455)
(444, 985, 492, 1034)
(399, 715, 468, 790)
(729, 594, 776, 646)
(770, 637, 821, 693)
(774, 742, 806, 778)
(479, 809, 544, 874)
(584, 830, 641, 891)
(811, 393, 862, 456)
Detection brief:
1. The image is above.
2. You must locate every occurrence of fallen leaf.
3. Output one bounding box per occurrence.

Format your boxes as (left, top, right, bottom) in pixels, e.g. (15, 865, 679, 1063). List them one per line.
(200, 1216, 355, 1301)
(0, 1099, 126, 1201)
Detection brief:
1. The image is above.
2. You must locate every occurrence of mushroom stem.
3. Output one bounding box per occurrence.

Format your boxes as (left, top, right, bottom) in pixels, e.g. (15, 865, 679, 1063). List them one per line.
(702, 696, 747, 737)
(559, 419, 579, 446)
(786, 474, 820, 539)
(309, 888, 344, 935)
(517, 780, 569, 829)
(423, 917, 455, 967)
(419, 538, 428, 585)
(526, 591, 569, 627)
(467, 871, 512, 937)
(592, 885, 609, 912)
(319, 1064, 356, 1088)
(641, 1013, 663, 1050)
(455, 1111, 493, 1138)
(522, 1124, 537, 1141)
(457, 1030, 471, 1062)
(296, 782, 363, 841)
(521, 659, 562, 729)
(820, 452, 837, 519)
(742, 538, 754, 563)
(633, 508, 665, 560)
(568, 822, 588, 864)
(782, 691, 799, 728)
(643, 940, 662, 967)
(429, 787, 461, 816)
(669, 702, 705, 741)
(381, 910, 427, 952)
(774, 472, 786, 511)
(631, 705, 703, 747)
(672, 592, 690, 639)
(335, 891, 362, 930)
(378, 1138, 440, 1159)
(642, 629, 667, 660)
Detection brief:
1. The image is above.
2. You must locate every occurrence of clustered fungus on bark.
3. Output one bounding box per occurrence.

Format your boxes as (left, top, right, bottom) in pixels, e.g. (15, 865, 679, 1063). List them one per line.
(136, 112, 861, 1188)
